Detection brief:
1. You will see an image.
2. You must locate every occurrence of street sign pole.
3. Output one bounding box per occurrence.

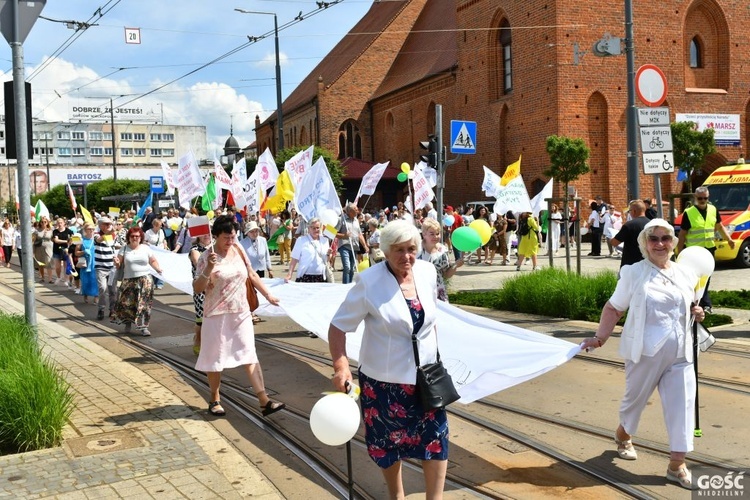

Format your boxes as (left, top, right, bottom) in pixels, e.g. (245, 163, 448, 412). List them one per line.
(2, 0, 47, 328)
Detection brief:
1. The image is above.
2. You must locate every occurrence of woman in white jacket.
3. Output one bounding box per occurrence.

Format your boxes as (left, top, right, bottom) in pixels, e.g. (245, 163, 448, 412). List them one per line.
(328, 220, 447, 499)
(581, 218, 706, 490)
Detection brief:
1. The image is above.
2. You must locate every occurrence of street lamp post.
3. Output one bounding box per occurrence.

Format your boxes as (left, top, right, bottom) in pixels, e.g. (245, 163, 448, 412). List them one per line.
(235, 8, 284, 152)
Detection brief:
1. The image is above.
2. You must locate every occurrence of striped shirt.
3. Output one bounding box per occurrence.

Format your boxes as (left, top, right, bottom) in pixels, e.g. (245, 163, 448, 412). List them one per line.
(94, 237, 115, 271)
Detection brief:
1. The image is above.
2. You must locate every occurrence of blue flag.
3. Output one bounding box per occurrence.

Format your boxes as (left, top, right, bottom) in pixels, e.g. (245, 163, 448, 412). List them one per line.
(136, 191, 153, 221)
(677, 169, 688, 182)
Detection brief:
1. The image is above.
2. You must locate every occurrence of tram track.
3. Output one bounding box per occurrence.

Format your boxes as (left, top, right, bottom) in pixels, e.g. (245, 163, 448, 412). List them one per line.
(5, 276, 749, 499)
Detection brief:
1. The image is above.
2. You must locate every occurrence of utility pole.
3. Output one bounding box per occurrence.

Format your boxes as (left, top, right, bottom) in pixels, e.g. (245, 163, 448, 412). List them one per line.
(110, 97, 117, 181)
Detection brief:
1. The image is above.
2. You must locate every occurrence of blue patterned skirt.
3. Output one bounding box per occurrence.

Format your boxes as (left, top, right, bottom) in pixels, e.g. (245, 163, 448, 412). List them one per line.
(358, 370, 449, 469)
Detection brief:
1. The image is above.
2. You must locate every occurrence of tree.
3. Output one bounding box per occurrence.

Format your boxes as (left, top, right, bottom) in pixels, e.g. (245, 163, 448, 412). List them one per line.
(543, 135, 591, 272)
(31, 178, 149, 219)
(671, 121, 716, 192)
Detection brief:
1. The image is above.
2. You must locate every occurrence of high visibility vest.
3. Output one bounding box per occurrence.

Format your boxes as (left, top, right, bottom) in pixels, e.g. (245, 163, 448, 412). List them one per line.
(685, 205, 717, 249)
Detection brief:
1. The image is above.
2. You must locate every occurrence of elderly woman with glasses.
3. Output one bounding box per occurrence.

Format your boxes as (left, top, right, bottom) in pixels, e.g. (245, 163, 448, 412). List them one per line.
(581, 219, 706, 490)
(285, 217, 331, 283)
(111, 226, 163, 336)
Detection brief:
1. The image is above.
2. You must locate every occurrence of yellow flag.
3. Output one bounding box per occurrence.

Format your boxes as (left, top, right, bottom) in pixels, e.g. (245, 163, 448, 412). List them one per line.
(261, 170, 295, 214)
(80, 205, 94, 224)
(500, 155, 522, 186)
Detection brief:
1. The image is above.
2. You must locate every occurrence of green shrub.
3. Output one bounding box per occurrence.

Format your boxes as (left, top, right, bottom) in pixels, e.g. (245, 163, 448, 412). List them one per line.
(702, 313, 732, 329)
(0, 314, 73, 454)
(710, 290, 750, 310)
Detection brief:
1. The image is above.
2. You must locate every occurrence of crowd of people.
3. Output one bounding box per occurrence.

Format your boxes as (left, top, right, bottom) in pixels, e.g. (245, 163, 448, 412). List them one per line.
(0, 186, 728, 494)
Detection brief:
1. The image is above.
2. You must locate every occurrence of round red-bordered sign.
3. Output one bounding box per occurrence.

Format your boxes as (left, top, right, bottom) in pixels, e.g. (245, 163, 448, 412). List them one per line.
(635, 64, 668, 107)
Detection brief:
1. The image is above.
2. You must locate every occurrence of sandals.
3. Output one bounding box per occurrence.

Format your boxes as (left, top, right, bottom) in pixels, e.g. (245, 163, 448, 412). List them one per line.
(208, 401, 226, 416)
(252, 315, 262, 324)
(261, 400, 286, 417)
(666, 464, 693, 489)
(615, 434, 637, 460)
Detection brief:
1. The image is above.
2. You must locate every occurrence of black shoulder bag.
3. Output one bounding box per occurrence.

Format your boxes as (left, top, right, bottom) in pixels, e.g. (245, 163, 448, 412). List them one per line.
(412, 331, 460, 410)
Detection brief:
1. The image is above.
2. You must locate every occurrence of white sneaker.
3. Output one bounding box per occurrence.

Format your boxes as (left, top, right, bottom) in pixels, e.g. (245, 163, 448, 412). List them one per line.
(74, 288, 81, 294)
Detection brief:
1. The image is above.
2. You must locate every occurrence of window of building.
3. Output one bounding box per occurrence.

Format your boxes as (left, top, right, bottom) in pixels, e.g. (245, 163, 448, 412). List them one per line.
(163, 149, 175, 156)
(500, 19, 512, 94)
(150, 149, 162, 157)
(104, 148, 113, 156)
(121, 148, 132, 156)
(120, 132, 133, 141)
(133, 133, 145, 141)
(89, 131, 103, 141)
(72, 148, 85, 156)
(34, 147, 51, 156)
(134, 148, 146, 156)
(689, 37, 702, 68)
(90, 148, 103, 156)
(0, 147, 4, 155)
(103, 132, 113, 141)
(72, 131, 85, 140)
(57, 131, 70, 140)
(337, 120, 362, 160)
(58, 147, 71, 156)
(150, 133, 161, 141)
(162, 133, 174, 142)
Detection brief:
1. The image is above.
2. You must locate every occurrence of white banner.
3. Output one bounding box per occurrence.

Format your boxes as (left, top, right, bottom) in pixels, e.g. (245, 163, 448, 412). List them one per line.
(529, 178, 554, 218)
(412, 168, 434, 211)
(213, 158, 233, 191)
(414, 161, 437, 188)
(244, 169, 261, 215)
(230, 169, 248, 210)
(232, 157, 247, 186)
(676, 113, 741, 146)
(160, 161, 176, 196)
(356, 162, 389, 200)
(256, 148, 279, 191)
(482, 166, 502, 198)
(294, 156, 342, 222)
(174, 150, 205, 209)
(285, 145, 314, 187)
(493, 176, 532, 215)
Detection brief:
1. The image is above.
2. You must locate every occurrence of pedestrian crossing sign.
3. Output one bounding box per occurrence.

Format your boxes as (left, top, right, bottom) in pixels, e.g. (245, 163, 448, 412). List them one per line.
(450, 120, 477, 154)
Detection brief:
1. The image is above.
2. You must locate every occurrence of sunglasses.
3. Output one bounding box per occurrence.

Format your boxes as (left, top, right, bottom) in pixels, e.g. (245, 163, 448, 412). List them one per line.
(695, 197, 708, 201)
(648, 235, 673, 243)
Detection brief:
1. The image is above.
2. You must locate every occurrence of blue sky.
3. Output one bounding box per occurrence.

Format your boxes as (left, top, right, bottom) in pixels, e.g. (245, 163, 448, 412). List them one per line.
(1, 0, 373, 158)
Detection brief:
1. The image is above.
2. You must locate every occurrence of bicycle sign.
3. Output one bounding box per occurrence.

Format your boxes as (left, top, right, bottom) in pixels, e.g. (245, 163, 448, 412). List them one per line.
(639, 126, 672, 153)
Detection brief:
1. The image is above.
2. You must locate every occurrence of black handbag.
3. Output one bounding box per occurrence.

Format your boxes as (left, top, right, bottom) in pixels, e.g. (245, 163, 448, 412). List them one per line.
(412, 333, 460, 410)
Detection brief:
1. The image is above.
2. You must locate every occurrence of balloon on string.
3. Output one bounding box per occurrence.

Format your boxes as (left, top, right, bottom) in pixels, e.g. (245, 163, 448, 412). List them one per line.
(451, 226, 482, 252)
(408, 171, 415, 180)
(206, 210, 215, 220)
(443, 215, 455, 227)
(357, 258, 370, 273)
(170, 222, 180, 231)
(309, 393, 361, 446)
(397, 172, 408, 182)
(469, 219, 492, 245)
(400, 162, 410, 174)
(319, 208, 340, 227)
(676, 246, 715, 299)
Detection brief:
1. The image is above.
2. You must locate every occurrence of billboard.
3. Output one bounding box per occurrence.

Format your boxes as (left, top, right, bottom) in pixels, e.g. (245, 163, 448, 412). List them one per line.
(675, 113, 741, 146)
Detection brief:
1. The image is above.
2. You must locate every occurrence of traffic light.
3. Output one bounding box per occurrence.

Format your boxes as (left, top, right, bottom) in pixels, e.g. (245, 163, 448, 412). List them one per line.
(420, 134, 438, 167)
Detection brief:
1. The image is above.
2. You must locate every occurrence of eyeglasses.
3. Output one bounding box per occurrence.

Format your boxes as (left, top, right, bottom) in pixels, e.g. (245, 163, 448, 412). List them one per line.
(648, 235, 672, 243)
(695, 197, 708, 201)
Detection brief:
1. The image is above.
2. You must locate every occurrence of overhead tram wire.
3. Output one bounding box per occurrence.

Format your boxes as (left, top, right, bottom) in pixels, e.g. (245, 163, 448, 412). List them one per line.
(26, 0, 124, 82)
(111, 0, 345, 111)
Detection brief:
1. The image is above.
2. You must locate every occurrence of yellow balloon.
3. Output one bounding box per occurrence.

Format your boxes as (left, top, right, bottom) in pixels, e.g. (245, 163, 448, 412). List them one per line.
(170, 222, 180, 231)
(400, 162, 410, 174)
(469, 219, 492, 245)
(357, 258, 370, 273)
(206, 210, 215, 220)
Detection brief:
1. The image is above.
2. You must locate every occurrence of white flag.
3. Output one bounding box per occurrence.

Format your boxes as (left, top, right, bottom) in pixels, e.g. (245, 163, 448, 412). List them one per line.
(232, 157, 247, 186)
(412, 168, 435, 211)
(482, 166, 502, 198)
(174, 150, 205, 209)
(244, 169, 261, 215)
(213, 157, 233, 191)
(285, 145, 314, 187)
(493, 176, 532, 215)
(256, 148, 279, 191)
(230, 169, 248, 210)
(414, 161, 437, 188)
(294, 156, 342, 222)
(160, 161, 176, 196)
(355, 162, 389, 202)
(529, 178, 554, 218)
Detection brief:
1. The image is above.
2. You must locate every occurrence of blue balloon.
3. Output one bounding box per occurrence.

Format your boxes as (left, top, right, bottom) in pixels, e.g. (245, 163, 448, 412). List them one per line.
(443, 215, 455, 227)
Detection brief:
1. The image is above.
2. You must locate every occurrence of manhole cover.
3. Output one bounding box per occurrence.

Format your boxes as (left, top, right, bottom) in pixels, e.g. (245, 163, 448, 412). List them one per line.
(497, 440, 530, 454)
(66, 429, 145, 458)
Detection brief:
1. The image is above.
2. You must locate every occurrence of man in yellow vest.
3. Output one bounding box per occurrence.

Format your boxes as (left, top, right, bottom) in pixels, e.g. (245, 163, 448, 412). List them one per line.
(676, 186, 735, 313)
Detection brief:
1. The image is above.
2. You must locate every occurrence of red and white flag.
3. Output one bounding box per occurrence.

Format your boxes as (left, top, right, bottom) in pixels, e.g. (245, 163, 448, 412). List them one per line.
(187, 215, 210, 237)
(66, 181, 78, 211)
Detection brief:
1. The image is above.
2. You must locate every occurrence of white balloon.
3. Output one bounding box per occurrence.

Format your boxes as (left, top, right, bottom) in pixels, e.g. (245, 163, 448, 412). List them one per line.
(319, 208, 340, 228)
(676, 246, 715, 278)
(310, 394, 361, 446)
(407, 171, 415, 180)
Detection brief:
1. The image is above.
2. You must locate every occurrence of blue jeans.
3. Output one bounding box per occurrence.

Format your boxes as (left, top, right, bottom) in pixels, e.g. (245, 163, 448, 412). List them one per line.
(339, 245, 355, 284)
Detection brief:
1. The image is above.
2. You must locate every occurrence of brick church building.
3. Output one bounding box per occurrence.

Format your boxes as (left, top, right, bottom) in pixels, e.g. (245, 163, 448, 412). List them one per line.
(254, 0, 749, 210)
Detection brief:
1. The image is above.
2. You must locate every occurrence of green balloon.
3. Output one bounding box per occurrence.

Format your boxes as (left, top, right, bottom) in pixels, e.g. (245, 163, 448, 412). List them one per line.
(451, 226, 482, 252)
(397, 172, 408, 182)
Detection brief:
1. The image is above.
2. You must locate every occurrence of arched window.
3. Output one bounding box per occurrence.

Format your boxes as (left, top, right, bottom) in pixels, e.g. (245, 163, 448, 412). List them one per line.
(338, 120, 362, 159)
(689, 37, 702, 68)
(499, 19, 512, 94)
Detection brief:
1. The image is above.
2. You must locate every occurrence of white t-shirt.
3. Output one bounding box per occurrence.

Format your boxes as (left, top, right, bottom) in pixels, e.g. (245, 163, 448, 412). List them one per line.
(119, 245, 155, 279)
(291, 235, 329, 277)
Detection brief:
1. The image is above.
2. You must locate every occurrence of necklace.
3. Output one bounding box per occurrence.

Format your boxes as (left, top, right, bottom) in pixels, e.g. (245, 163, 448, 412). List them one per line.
(658, 266, 675, 286)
